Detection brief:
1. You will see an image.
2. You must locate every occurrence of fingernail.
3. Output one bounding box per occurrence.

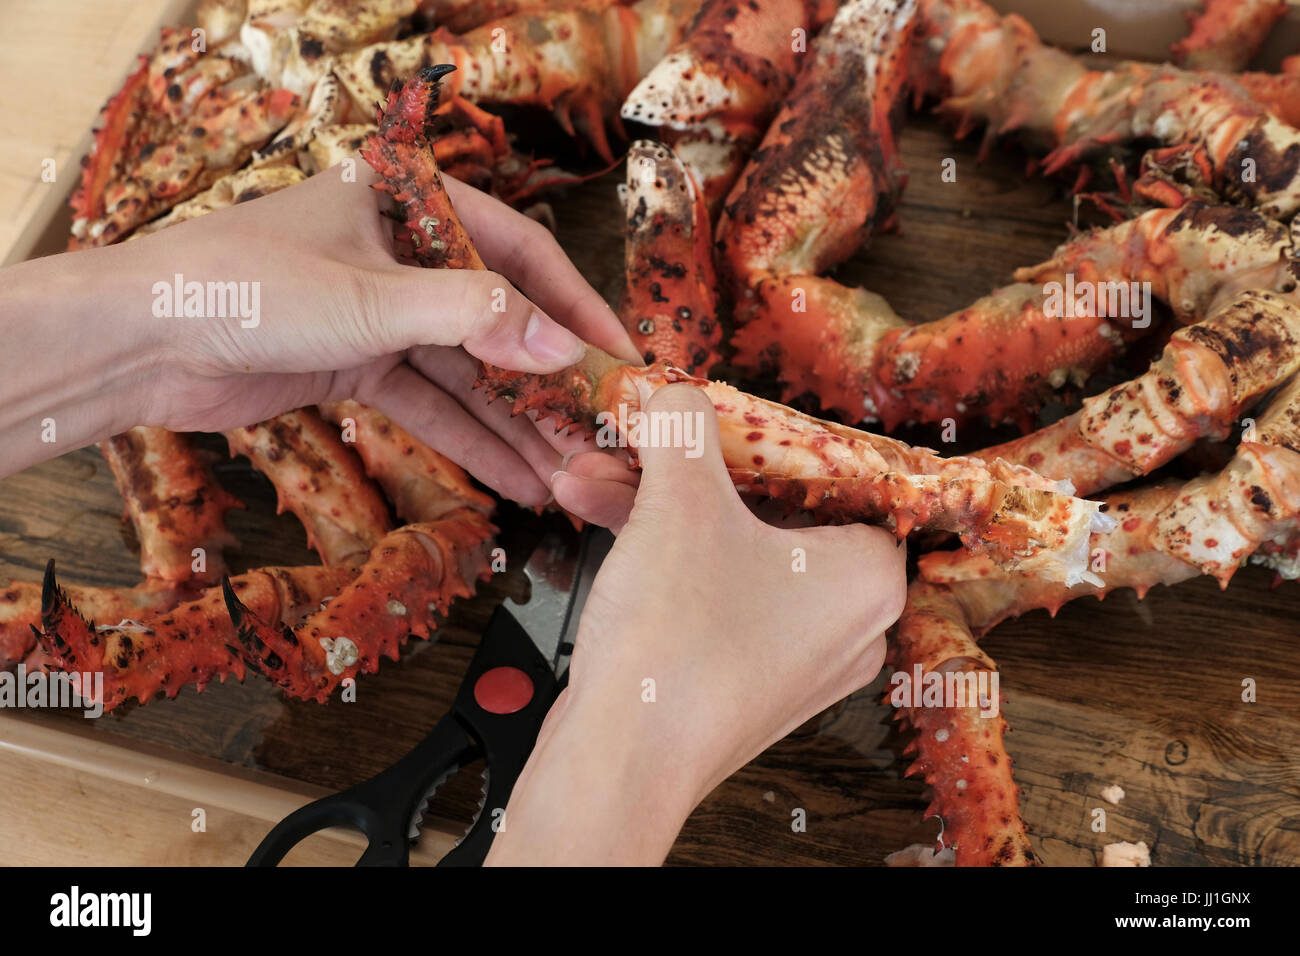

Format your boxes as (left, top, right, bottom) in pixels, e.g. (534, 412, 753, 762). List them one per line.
(524, 311, 585, 365)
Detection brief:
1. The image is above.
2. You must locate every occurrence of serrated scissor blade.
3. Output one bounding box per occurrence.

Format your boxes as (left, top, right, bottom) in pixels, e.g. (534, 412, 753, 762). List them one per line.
(408, 762, 460, 839)
(506, 527, 613, 678)
(450, 766, 492, 848)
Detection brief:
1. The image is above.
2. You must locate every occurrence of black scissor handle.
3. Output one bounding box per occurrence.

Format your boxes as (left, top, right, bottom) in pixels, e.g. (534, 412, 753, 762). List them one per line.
(246, 603, 560, 867)
(246, 715, 474, 867)
(437, 604, 560, 866)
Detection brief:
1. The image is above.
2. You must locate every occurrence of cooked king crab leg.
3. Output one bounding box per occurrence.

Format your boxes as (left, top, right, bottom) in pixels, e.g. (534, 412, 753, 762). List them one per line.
(70, 28, 300, 249)
(1171, 0, 1287, 73)
(364, 65, 1110, 583)
(894, 308, 1300, 868)
(922, 370, 1300, 609)
(223, 408, 395, 567)
(224, 510, 496, 702)
(732, 201, 1299, 429)
(1, 577, 193, 671)
(617, 141, 723, 375)
(973, 289, 1300, 495)
(715, 0, 917, 307)
(317, 400, 495, 521)
(913, 0, 1300, 220)
(891, 386, 1300, 866)
(38, 561, 358, 710)
(334, 0, 703, 163)
(620, 0, 839, 215)
(886, 579, 1039, 866)
(34, 409, 495, 708)
(98, 428, 242, 586)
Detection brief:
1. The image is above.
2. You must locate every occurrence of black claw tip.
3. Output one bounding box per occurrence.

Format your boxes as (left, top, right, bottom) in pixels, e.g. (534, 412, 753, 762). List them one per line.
(220, 576, 244, 625)
(41, 559, 56, 614)
(421, 64, 457, 83)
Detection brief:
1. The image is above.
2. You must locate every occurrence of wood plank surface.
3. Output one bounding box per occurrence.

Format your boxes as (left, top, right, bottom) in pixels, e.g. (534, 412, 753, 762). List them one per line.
(0, 1, 1298, 868)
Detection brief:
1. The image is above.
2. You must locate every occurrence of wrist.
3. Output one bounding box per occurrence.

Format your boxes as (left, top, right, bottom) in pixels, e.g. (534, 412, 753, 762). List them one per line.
(0, 246, 164, 470)
(484, 685, 704, 865)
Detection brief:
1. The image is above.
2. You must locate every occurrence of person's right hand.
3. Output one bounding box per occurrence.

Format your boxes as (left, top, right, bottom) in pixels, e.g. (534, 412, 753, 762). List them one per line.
(487, 384, 906, 865)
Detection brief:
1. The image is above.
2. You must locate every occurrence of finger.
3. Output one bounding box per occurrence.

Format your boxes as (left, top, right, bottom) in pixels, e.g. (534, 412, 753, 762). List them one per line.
(383, 267, 587, 373)
(355, 361, 551, 505)
(443, 175, 642, 363)
(633, 383, 738, 513)
(406, 344, 563, 486)
(552, 473, 637, 532)
(562, 450, 640, 486)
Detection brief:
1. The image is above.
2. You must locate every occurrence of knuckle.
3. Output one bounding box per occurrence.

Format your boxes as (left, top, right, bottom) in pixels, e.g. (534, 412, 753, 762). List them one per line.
(467, 271, 518, 330)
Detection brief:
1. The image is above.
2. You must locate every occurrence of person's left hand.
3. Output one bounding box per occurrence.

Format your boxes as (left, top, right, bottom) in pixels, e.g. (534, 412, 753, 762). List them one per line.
(8, 166, 639, 504)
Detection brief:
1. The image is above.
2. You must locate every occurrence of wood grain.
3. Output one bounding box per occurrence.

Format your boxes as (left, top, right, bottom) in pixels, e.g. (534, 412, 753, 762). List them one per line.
(1, 3, 1298, 867)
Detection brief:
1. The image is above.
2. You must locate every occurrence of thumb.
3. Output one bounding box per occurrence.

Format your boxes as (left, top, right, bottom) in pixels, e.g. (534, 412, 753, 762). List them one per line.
(631, 383, 738, 517)
(388, 268, 587, 373)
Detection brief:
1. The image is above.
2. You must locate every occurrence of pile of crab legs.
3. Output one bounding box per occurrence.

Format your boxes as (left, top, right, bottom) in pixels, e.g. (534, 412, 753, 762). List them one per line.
(5, 0, 1300, 864)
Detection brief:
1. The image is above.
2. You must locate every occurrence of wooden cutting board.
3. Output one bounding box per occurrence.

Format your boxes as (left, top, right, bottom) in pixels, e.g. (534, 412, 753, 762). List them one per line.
(1, 0, 1298, 867)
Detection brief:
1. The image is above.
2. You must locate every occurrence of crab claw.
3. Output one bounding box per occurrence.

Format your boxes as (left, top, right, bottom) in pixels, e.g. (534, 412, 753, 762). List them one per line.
(222, 575, 296, 683)
(374, 64, 457, 142)
(37, 561, 120, 710)
(39, 561, 91, 672)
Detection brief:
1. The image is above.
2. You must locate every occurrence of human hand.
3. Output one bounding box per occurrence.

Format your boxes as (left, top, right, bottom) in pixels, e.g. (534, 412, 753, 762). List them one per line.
(486, 384, 907, 865)
(2, 165, 638, 503)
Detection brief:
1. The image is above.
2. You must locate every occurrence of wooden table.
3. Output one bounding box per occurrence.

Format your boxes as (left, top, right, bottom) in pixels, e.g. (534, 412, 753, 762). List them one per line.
(1, 0, 1298, 867)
